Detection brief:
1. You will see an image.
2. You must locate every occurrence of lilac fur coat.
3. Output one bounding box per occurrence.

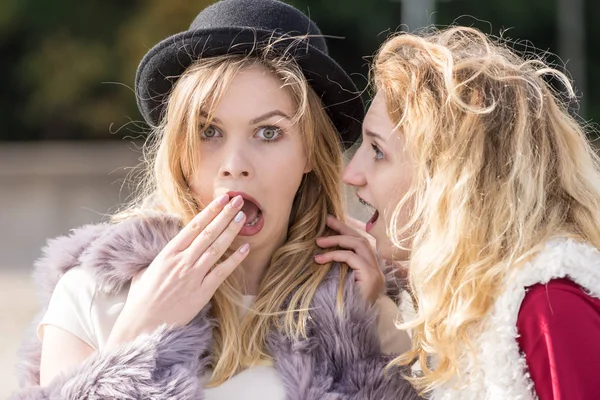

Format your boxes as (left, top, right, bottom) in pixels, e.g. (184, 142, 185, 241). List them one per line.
(12, 214, 420, 400)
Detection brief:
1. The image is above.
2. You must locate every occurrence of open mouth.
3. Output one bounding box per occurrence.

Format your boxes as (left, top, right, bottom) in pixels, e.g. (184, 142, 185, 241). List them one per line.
(366, 210, 379, 233)
(227, 191, 264, 236)
(358, 196, 379, 233)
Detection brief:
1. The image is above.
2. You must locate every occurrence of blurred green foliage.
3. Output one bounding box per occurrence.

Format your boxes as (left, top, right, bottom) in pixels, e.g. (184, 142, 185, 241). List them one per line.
(0, 0, 597, 140)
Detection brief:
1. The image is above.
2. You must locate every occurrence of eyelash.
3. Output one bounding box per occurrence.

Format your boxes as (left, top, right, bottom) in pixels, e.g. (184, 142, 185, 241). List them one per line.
(199, 125, 284, 143)
(371, 143, 385, 161)
(200, 125, 221, 142)
(255, 126, 284, 143)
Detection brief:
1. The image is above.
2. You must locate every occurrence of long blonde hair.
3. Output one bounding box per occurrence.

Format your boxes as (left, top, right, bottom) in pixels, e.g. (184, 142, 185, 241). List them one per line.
(118, 48, 347, 385)
(374, 27, 600, 392)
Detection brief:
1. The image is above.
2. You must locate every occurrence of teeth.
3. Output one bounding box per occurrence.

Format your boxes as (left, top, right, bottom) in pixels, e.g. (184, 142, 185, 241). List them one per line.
(245, 215, 260, 227)
(358, 197, 374, 209)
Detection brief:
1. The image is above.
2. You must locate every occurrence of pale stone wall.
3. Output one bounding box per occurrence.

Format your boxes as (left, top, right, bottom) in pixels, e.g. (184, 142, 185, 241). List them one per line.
(0, 142, 139, 397)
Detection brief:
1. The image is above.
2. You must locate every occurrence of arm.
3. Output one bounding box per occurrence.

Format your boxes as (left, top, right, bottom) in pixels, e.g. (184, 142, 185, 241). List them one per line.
(517, 278, 600, 400)
(15, 194, 248, 398)
(268, 266, 421, 400)
(13, 321, 211, 400)
(39, 326, 94, 386)
(316, 215, 412, 354)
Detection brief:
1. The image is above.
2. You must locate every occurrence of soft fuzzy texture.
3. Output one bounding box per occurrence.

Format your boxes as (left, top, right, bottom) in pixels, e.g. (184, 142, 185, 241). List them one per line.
(12, 213, 420, 400)
(429, 238, 600, 400)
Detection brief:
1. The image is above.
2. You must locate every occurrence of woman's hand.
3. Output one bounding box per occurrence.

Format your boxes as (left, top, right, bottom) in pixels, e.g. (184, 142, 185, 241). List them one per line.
(315, 215, 385, 305)
(107, 194, 249, 347)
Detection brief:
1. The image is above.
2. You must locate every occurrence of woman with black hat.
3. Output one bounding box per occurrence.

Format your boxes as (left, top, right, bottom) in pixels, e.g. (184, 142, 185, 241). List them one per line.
(12, 0, 419, 399)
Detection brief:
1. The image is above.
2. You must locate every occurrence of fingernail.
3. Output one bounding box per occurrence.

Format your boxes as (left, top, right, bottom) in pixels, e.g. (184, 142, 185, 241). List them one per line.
(234, 211, 245, 223)
(232, 195, 244, 208)
(240, 243, 250, 253)
(217, 194, 229, 205)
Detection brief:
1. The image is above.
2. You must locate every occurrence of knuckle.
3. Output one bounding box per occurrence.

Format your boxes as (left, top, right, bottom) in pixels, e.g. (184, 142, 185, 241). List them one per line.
(206, 245, 220, 257)
(212, 265, 226, 279)
(209, 202, 221, 214)
(203, 227, 215, 240)
(178, 256, 192, 269)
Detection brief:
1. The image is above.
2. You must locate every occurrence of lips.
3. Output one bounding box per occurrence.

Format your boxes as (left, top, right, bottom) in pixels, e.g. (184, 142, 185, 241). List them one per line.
(358, 195, 379, 233)
(226, 191, 264, 236)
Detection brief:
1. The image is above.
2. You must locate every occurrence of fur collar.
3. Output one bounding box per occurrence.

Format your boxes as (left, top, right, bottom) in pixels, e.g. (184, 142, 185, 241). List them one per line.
(14, 213, 420, 400)
(431, 238, 600, 400)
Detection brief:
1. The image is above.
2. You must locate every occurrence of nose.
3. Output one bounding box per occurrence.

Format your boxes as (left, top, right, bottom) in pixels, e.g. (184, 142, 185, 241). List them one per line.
(219, 141, 253, 179)
(342, 150, 367, 188)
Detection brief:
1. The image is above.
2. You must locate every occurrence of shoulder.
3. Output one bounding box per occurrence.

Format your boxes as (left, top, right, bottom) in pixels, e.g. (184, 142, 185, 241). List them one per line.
(518, 278, 600, 336)
(39, 267, 100, 348)
(520, 278, 600, 315)
(33, 213, 181, 301)
(57, 266, 98, 288)
(53, 267, 99, 301)
(516, 278, 600, 398)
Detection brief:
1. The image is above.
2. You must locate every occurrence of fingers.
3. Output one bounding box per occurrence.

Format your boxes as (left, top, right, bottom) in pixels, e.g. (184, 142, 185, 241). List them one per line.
(317, 235, 371, 256)
(314, 249, 370, 271)
(168, 194, 234, 252)
(191, 208, 247, 273)
(185, 196, 246, 266)
(201, 243, 250, 292)
(316, 235, 378, 269)
(326, 215, 362, 238)
(345, 215, 368, 233)
(326, 215, 377, 249)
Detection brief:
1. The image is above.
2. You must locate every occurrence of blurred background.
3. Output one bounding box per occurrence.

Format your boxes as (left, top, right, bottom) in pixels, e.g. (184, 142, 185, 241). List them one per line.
(1, 0, 597, 394)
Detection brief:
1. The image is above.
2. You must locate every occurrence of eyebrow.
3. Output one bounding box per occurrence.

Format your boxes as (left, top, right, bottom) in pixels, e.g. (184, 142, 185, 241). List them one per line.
(199, 109, 291, 126)
(250, 110, 291, 125)
(199, 110, 223, 125)
(364, 129, 385, 141)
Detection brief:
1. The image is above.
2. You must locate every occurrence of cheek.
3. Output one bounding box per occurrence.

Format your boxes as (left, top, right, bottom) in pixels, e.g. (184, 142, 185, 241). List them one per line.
(188, 153, 219, 205)
(262, 151, 306, 193)
(378, 165, 413, 236)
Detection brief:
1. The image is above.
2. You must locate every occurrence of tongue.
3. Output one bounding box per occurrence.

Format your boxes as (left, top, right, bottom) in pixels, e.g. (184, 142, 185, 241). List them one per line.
(366, 210, 379, 232)
(241, 200, 260, 223)
(368, 210, 379, 224)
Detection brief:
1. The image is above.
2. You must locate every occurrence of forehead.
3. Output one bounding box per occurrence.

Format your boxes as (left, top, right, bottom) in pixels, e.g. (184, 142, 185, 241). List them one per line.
(214, 64, 295, 116)
(364, 93, 398, 140)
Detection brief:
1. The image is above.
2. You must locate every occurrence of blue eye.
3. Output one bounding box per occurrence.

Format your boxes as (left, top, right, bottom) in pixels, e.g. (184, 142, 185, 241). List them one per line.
(201, 125, 222, 140)
(371, 143, 385, 161)
(256, 126, 283, 142)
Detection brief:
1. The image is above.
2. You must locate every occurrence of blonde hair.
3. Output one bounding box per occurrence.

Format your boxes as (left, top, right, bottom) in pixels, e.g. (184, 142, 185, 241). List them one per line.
(374, 26, 600, 392)
(118, 48, 347, 384)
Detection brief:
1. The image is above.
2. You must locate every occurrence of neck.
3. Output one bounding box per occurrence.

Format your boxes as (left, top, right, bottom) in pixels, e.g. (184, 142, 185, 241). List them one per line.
(238, 227, 288, 295)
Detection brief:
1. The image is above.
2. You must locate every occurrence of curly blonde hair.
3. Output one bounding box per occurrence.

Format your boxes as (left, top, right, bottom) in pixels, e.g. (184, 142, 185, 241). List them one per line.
(374, 26, 600, 392)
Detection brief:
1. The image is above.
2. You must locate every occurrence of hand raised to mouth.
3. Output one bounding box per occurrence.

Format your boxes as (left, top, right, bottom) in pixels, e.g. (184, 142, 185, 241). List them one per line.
(106, 194, 250, 347)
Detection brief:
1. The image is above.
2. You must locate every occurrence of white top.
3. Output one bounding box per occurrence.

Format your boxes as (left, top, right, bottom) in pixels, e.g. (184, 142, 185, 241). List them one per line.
(38, 267, 286, 400)
(39, 267, 410, 399)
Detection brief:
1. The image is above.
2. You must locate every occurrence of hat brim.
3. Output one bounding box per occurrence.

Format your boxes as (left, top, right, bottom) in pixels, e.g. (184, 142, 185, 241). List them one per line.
(135, 27, 363, 149)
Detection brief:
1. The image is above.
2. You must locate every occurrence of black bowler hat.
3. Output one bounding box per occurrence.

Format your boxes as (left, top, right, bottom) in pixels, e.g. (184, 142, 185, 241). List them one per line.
(135, 0, 363, 149)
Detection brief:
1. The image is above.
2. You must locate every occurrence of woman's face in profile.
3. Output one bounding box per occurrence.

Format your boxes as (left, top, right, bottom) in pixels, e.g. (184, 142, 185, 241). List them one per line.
(343, 93, 414, 261)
